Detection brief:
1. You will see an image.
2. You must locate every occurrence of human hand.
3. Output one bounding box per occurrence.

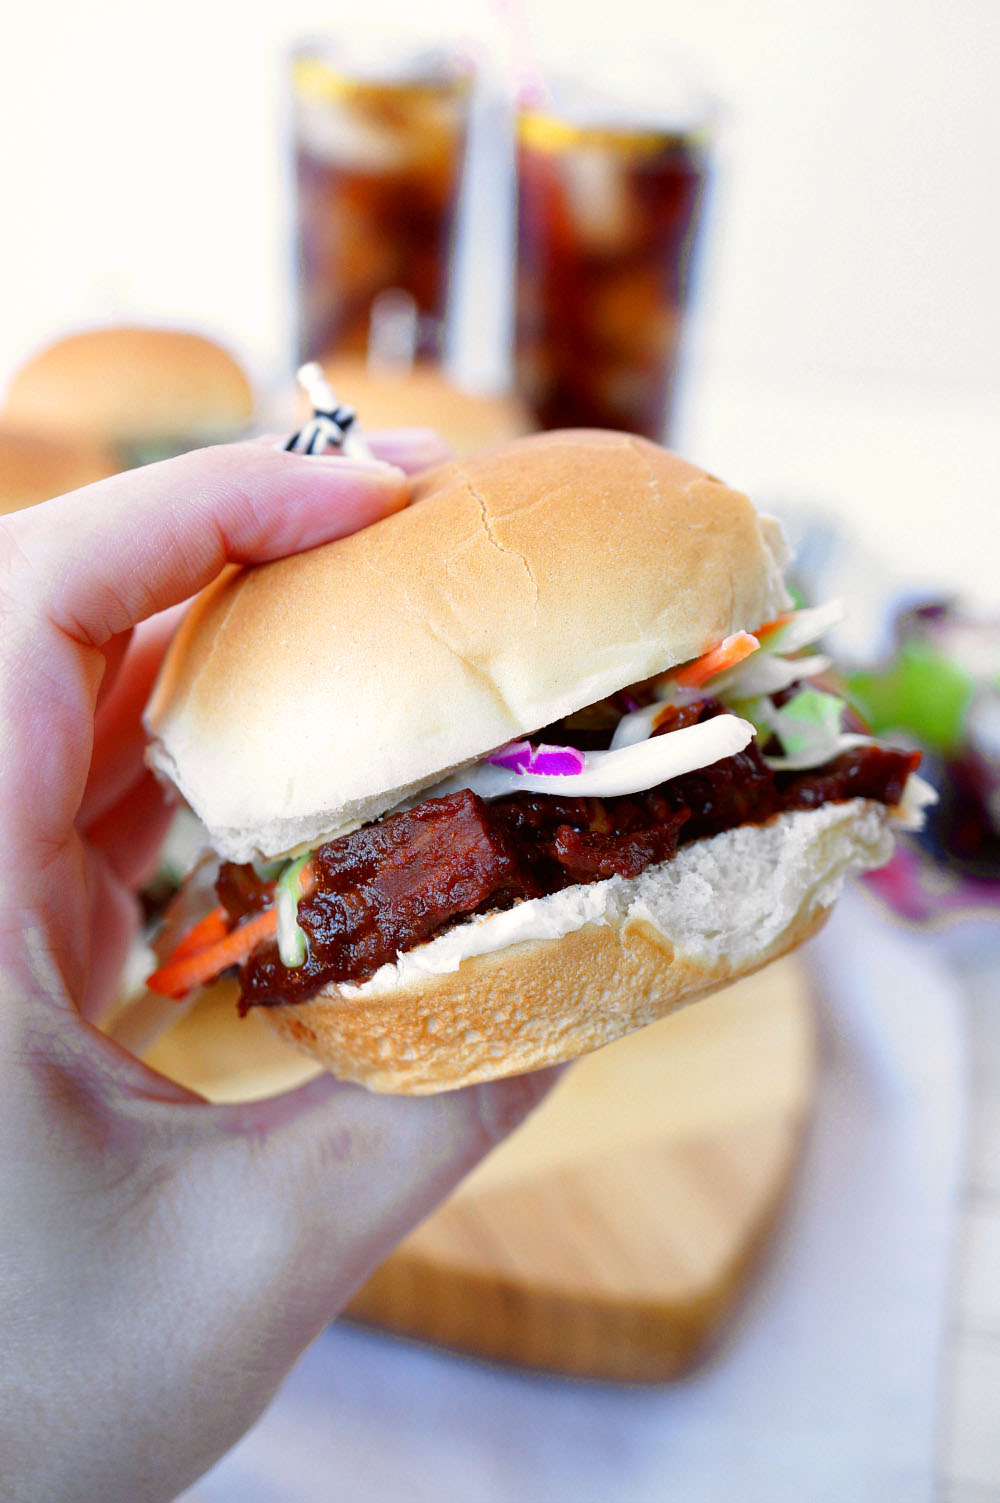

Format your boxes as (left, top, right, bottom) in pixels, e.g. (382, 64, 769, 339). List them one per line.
(0, 434, 556, 1503)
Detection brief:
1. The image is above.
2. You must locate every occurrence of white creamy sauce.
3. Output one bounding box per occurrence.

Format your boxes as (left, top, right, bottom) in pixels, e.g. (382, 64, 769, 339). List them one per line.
(339, 882, 618, 996)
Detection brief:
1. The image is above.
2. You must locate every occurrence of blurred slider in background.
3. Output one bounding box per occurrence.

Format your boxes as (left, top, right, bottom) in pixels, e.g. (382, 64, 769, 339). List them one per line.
(2, 325, 254, 470)
(0, 424, 117, 514)
(290, 352, 531, 455)
(275, 282, 531, 453)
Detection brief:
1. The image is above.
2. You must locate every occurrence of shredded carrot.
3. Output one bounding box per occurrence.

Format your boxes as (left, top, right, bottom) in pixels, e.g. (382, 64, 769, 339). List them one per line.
(673, 631, 760, 688)
(168, 906, 229, 962)
(148, 863, 316, 999)
(754, 612, 795, 643)
(147, 908, 279, 999)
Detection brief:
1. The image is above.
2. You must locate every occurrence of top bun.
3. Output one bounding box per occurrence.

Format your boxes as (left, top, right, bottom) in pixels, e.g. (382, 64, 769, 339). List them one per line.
(0, 424, 118, 514)
(145, 430, 792, 863)
(302, 358, 531, 454)
(3, 326, 254, 446)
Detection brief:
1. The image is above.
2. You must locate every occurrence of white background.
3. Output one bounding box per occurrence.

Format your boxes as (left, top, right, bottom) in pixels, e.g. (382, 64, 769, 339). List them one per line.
(0, 0, 997, 594)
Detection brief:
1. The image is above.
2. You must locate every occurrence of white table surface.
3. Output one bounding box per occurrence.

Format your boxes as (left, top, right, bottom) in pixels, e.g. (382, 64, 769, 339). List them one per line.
(941, 931, 1000, 1500)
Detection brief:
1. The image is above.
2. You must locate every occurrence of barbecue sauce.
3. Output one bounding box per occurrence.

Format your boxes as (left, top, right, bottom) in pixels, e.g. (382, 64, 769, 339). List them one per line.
(223, 700, 918, 1009)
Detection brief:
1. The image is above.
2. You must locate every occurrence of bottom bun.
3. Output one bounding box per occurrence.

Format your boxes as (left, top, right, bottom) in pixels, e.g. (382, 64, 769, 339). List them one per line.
(261, 798, 894, 1093)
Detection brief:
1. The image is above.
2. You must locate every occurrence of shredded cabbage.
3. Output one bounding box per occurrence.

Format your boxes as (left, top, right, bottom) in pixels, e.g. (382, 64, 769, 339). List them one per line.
(891, 771, 939, 830)
(276, 854, 310, 968)
(609, 702, 665, 750)
(725, 694, 775, 746)
(461, 603, 851, 798)
(759, 687, 871, 771)
(485, 741, 586, 775)
(417, 600, 909, 813)
(757, 599, 845, 654)
(431, 715, 755, 801)
(646, 604, 842, 710)
(709, 651, 832, 699)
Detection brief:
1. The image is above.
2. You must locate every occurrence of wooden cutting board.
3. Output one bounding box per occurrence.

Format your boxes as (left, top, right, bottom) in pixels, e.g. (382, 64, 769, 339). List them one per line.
(142, 959, 815, 1382)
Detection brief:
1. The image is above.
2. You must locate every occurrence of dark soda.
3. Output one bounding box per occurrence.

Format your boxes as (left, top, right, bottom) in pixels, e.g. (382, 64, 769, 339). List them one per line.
(515, 108, 710, 440)
(292, 49, 471, 364)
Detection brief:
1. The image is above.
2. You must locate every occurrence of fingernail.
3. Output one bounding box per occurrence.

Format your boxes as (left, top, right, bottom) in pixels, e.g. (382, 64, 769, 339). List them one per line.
(369, 426, 441, 447)
(287, 452, 405, 479)
(369, 429, 454, 469)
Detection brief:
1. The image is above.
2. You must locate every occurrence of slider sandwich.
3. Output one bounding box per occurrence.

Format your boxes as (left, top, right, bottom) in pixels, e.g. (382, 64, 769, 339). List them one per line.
(0, 424, 118, 513)
(297, 357, 531, 455)
(4, 326, 254, 467)
(144, 431, 932, 1093)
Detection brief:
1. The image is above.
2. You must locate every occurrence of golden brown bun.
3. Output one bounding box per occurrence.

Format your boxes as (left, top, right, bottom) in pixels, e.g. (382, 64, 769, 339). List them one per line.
(306, 359, 531, 453)
(3, 326, 254, 445)
(0, 424, 119, 514)
(260, 798, 894, 1093)
(145, 430, 791, 862)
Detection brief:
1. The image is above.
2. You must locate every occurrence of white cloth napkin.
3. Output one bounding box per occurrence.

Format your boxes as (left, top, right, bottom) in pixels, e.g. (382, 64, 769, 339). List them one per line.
(187, 890, 966, 1503)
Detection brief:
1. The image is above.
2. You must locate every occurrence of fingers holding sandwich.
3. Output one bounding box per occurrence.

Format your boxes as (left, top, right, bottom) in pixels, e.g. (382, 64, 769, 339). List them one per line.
(0, 438, 412, 1014)
(1, 422, 568, 1503)
(76, 424, 448, 874)
(0, 440, 408, 650)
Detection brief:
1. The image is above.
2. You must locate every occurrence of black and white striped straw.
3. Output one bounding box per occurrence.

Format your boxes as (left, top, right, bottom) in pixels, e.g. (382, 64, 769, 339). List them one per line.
(284, 363, 372, 458)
